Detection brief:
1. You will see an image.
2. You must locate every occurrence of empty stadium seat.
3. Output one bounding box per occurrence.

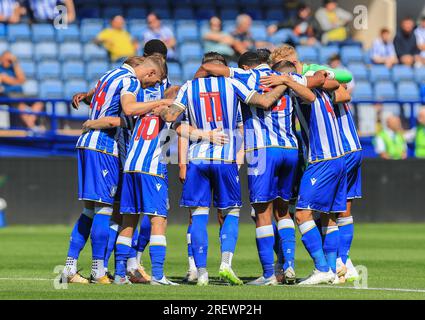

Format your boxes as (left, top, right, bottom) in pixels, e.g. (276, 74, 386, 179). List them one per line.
(265, 10, 285, 21)
(86, 61, 110, 82)
(397, 81, 420, 102)
(126, 8, 147, 19)
(392, 65, 414, 83)
(297, 46, 319, 63)
(221, 9, 239, 21)
(415, 68, 425, 83)
(348, 63, 368, 80)
(176, 24, 199, 43)
(174, 7, 195, 20)
(179, 43, 202, 62)
(369, 65, 391, 82)
(168, 62, 182, 80)
(102, 6, 124, 19)
(59, 42, 83, 61)
(250, 25, 268, 42)
(374, 81, 396, 101)
(341, 46, 364, 64)
(22, 79, 39, 96)
(20, 61, 36, 78)
(56, 24, 80, 42)
(35, 42, 58, 61)
(182, 62, 200, 80)
(352, 81, 373, 101)
(62, 61, 85, 79)
(7, 24, 31, 41)
(64, 80, 89, 99)
(81, 24, 103, 42)
(129, 22, 147, 40)
(269, 29, 292, 45)
(10, 42, 33, 60)
(0, 40, 8, 53)
(83, 43, 108, 61)
(32, 24, 55, 42)
(37, 61, 61, 80)
(318, 45, 339, 64)
(39, 80, 64, 98)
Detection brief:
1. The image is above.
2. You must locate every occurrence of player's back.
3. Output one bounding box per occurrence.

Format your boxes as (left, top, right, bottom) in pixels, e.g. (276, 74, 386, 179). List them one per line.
(333, 103, 362, 154)
(178, 76, 248, 163)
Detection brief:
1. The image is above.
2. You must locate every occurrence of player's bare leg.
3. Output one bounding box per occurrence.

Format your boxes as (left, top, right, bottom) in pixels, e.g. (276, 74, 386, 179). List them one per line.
(247, 202, 278, 286)
(149, 216, 178, 285)
(274, 198, 296, 284)
(297, 210, 333, 285)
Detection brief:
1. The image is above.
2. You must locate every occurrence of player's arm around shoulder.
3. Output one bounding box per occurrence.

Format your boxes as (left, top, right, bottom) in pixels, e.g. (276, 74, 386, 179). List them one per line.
(332, 85, 352, 104)
(121, 92, 172, 117)
(82, 117, 123, 133)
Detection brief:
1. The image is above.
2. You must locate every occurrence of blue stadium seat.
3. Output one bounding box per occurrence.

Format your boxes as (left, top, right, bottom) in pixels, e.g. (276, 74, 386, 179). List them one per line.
(65, 80, 89, 99)
(59, 42, 83, 61)
(215, 0, 238, 7)
(126, 8, 147, 19)
(56, 24, 80, 42)
(34, 42, 57, 61)
(78, 6, 101, 19)
(192, 0, 214, 6)
(86, 61, 110, 82)
(374, 81, 396, 101)
(222, 21, 236, 33)
(62, 61, 85, 80)
(297, 46, 318, 63)
(174, 7, 195, 20)
(269, 29, 292, 45)
(37, 61, 61, 80)
(421, 84, 425, 101)
(10, 42, 33, 60)
(146, 0, 169, 6)
(179, 43, 202, 62)
(341, 46, 364, 64)
(397, 81, 420, 102)
(352, 81, 373, 101)
(129, 22, 147, 40)
(32, 24, 55, 42)
(81, 18, 105, 28)
(102, 6, 124, 19)
(176, 25, 200, 43)
(415, 67, 425, 83)
(0, 24, 6, 38)
(39, 80, 64, 98)
(168, 62, 182, 80)
(20, 61, 36, 78)
(0, 40, 8, 53)
(369, 65, 391, 82)
(81, 24, 104, 42)
(83, 43, 108, 61)
(151, 8, 172, 19)
(22, 79, 39, 96)
(347, 63, 368, 80)
(221, 9, 239, 21)
(196, 7, 216, 20)
(7, 24, 31, 41)
(391, 65, 414, 83)
(250, 25, 268, 42)
(318, 45, 339, 64)
(265, 10, 285, 21)
(182, 62, 200, 80)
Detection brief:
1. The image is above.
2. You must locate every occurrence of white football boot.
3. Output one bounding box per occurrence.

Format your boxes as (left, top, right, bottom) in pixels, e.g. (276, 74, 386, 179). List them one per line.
(284, 267, 297, 285)
(197, 272, 209, 286)
(183, 269, 198, 283)
(298, 269, 335, 285)
(151, 276, 179, 286)
(246, 275, 278, 286)
(345, 258, 360, 282)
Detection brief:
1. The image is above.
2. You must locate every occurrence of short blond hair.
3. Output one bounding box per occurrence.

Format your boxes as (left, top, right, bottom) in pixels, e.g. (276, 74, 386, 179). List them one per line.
(270, 44, 297, 65)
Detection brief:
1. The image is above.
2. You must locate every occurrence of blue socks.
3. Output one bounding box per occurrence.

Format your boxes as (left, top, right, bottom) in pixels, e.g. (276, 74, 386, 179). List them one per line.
(220, 209, 239, 255)
(255, 225, 275, 279)
(115, 235, 132, 277)
(272, 221, 283, 265)
(129, 225, 139, 260)
(191, 208, 209, 269)
(150, 235, 167, 280)
(90, 207, 112, 261)
(67, 208, 94, 259)
(322, 226, 339, 274)
(337, 216, 354, 264)
(104, 222, 119, 269)
(299, 220, 329, 272)
(278, 219, 296, 271)
(137, 215, 151, 254)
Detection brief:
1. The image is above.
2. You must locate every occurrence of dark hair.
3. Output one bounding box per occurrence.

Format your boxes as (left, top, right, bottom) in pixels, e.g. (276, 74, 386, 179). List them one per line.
(401, 16, 414, 22)
(328, 53, 341, 64)
(202, 52, 228, 66)
(256, 48, 271, 65)
(297, 3, 309, 11)
(323, 0, 337, 5)
(143, 39, 168, 58)
(237, 51, 260, 69)
(148, 12, 160, 20)
(272, 60, 296, 73)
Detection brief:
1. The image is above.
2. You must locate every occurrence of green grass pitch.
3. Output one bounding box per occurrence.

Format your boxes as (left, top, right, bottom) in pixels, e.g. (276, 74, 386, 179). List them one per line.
(1, 223, 425, 300)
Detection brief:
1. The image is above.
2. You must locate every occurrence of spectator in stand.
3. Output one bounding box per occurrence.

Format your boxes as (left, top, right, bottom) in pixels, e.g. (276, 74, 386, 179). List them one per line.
(414, 16, 425, 65)
(0, 0, 26, 23)
(370, 28, 399, 68)
(143, 12, 176, 60)
(203, 16, 237, 62)
(95, 15, 138, 62)
(315, 0, 353, 44)
(232, 14, 270, 56)
(0, 51, 43, 130)
(328, 53, 355, 93)
(405, 108, 425, 158)
(27, 0, 75, 24)
(374, 114, 407, 160)
(394, 17, 421, 67)
(267, 3, 319, 46)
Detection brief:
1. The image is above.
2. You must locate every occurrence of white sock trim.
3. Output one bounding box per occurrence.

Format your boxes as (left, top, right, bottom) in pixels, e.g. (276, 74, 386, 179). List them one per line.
(127, 257, 138, 272)
(322, 225, 339, 235)
(109, 223, 119, 232)
(278, 219, 295, 230)
(186, 233, 191, 244)
(150, 235, 167, 246)
(222, 208, 240, 218)
(298, 220, 316, 235)
(116, 235, 132, 247)
(256, 225, 274, 238)
(94, 206, 113, 215)
(82, 208, 94, 219)
(337, 216, 354, 226)
(192, 207, 209, 216)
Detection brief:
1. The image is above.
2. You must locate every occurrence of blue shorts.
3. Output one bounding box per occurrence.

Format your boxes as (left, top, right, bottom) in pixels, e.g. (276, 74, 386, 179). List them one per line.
(246, 147, 299, 203)
(77, 148, 120, 205)
(181, 162, 242, 209)
(297, 157, 347, 213)
(345, 151, 362, 200)
(120, 172, 169, 217)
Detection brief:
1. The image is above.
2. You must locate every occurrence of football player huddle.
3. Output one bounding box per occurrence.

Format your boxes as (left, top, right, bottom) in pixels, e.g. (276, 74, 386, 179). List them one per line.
(61, 39, 361, 287)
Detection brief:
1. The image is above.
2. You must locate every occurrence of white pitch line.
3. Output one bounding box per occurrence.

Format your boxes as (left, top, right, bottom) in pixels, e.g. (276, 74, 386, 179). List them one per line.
(0, 277, 52, 281)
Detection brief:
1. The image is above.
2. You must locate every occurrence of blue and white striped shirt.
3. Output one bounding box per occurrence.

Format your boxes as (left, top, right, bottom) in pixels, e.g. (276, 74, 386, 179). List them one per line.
(230, 65, 301, 151)
(333, 103, 362, 153)
(294, 88, 344, 163)
(76, 64, 141, 157)
(0, 0, 18, 19)
(174, 76, 254, 162)
(123, 78, 171, 176)
(29, 0, 63, 21)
